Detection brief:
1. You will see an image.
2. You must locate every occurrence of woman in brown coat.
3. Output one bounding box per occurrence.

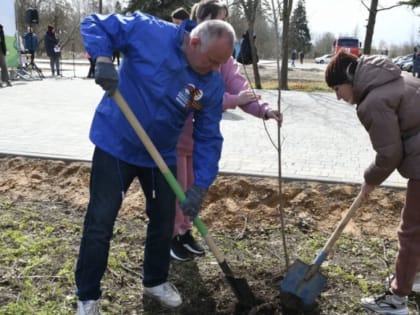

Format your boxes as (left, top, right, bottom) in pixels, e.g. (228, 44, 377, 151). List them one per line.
(326, 50, 420, 315)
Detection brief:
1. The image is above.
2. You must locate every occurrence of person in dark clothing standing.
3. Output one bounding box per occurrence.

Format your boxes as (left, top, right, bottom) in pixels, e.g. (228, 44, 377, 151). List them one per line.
(236, 30, 258, 65)
(23, 26, 39, 66)
(44, 24, 60, 76)
(0, 24, 11, 87)
(112, 50, 120, 66)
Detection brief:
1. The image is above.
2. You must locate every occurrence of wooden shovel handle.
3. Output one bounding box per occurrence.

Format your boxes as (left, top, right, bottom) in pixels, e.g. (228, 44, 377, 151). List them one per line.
(322, 191, 364, 255)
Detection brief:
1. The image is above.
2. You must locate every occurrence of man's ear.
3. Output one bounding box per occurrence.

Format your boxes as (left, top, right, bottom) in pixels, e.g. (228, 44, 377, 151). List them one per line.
(190, 37, 201, 49)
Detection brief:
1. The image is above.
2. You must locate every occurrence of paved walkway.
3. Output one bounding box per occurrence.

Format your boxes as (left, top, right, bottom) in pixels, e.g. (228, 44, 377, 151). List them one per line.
(0, 60, 406, 188)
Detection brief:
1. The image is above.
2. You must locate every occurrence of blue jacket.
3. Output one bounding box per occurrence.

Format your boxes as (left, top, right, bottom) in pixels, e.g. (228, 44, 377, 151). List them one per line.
(81, 12, 225, 188)
(23, 32, 38, 52)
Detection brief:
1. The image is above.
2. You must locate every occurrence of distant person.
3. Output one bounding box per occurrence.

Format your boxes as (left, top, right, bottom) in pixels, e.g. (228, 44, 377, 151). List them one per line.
(236, 30, 258, 65)
(23, 26, 38, 65)
(299, 50, 304, 64)
(112, 50, 120, 66)
(44, 24, 60, 76)
(326, 50, 420, 315)
(0, 24, 11, 87)
(291, 49, 297, 67)
(85, 52, 95, 78)
(171, 7, 190, 25)
(413, 47, 420, 78)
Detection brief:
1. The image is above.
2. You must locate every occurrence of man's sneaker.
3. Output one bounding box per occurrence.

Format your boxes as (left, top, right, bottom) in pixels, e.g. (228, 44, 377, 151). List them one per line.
(76, 300, 100, 315)
(170, 235, 193, 261)
(143, 282, 182, 308)
(179, 230, 205, 255)
(413, 273, 420, 292)
(361, 290, 408, 315)
(386, 273, 420, 293)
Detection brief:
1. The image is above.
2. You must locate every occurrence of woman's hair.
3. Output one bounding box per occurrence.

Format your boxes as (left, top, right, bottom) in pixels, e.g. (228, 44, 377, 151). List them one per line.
(191, 0, 228, 23)
(171, 7, 190, 21)
(325, 50, 358, 87)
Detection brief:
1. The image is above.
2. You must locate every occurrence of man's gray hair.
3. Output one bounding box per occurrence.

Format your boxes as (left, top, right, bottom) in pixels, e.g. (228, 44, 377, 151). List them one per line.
(190, 20, 235, 52)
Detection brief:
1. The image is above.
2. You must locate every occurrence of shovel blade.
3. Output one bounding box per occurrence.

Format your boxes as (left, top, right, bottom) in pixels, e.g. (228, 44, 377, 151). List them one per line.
(279, 259, 327, 305)
(225, 275, 256, 306)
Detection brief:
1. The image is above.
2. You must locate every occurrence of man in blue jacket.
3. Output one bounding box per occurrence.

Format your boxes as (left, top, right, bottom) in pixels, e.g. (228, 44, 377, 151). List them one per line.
(76, 12, 235, 314)
(23, 26, 38, 66)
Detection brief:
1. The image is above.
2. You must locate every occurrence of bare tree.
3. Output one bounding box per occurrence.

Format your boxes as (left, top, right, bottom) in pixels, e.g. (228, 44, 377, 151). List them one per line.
(361, 0, 403, 55)
(280, 0, 293, 90)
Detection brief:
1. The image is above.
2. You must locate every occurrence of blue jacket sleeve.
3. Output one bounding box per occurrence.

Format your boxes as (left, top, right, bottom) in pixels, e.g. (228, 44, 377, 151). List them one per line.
(80, 13, 141, 59)
(192, 83, 224, 188)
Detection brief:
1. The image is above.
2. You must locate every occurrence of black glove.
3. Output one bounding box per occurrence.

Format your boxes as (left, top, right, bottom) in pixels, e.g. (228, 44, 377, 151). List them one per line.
(95, 61, 118, 95)
(179, 185, 207, 219)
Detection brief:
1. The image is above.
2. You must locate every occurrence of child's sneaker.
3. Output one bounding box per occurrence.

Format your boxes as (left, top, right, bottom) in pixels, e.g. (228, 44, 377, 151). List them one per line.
(361, 290, 408, 315)
(179, 230, 205, 255)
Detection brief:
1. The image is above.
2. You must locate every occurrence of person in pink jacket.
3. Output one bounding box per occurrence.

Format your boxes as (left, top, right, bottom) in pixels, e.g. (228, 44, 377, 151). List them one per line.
(171, 0, 283, 261)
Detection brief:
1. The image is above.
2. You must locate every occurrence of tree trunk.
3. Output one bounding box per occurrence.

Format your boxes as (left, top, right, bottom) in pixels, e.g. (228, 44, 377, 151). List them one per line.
(363, 0, 378, 55)
(280, 0, 293, 90)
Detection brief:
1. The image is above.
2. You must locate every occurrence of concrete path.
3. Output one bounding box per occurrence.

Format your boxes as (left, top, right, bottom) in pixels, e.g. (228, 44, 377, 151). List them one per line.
(0, 60, 406, 188)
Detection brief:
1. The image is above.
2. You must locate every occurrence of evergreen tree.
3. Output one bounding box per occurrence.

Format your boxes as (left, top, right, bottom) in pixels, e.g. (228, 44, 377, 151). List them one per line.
(124, 0, 195, 21)
(288, 0, 311, 54)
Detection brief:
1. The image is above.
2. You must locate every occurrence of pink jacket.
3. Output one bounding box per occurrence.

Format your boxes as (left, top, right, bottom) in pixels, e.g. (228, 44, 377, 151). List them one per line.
(177, 57, 270, 153)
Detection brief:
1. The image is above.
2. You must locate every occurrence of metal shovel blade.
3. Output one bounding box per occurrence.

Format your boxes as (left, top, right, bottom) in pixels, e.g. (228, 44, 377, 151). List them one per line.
(219, 261, 256, 306)
(279, 259, 327, 306)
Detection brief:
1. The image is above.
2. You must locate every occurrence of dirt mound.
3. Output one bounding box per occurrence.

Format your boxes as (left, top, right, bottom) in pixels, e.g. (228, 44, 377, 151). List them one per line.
(0, 156, 404, 239)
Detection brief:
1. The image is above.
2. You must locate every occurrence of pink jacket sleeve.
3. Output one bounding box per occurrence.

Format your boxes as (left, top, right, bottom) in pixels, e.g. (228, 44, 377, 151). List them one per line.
(221, 57, 270, 119)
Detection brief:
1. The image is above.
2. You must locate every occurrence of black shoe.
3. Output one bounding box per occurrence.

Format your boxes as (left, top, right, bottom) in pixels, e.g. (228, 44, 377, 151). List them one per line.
(180, 230, 205, 255)
(6, 81, 11, 87)
(170, 235, 193, 261)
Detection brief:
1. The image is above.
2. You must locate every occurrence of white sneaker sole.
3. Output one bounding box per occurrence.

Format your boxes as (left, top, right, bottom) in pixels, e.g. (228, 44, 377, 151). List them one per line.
(170, 249, 192, 261)
(143, 290, 182, 308)
(363, 306, 408, 315)
(183, 244, 205, 255)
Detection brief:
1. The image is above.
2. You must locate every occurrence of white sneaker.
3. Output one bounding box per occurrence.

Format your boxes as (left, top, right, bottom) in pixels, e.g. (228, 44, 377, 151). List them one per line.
(361, 290, 408, 315)
(76, 300, 100, 315)
(386, 273, 420, 293)
(412, 273, 420, 292)
(143, 282, 182, 308)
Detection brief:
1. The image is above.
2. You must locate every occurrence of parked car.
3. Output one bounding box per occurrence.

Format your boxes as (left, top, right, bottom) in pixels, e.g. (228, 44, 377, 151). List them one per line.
(314, 54, 333, 64)
(392, 55, 403, 63)
(394, 53, 413, 69)
(402, 59, 413, 72)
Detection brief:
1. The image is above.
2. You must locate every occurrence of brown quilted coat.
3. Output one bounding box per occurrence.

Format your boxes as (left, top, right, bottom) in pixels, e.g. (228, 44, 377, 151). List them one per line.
(353, 55, 420, 185)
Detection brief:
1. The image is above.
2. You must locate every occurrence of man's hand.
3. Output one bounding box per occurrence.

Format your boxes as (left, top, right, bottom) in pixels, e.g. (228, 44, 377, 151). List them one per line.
(179, 185, 207, 219)
(95, 59, 118, 95)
